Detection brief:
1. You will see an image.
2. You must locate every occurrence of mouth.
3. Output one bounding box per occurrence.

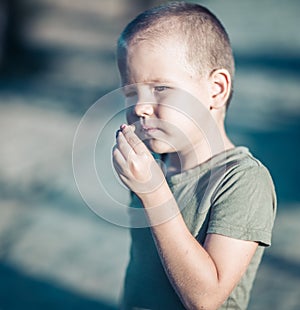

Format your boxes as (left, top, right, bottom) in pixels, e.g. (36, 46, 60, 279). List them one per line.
(138, 118, 162, 136)
(142, 126, 158, 133)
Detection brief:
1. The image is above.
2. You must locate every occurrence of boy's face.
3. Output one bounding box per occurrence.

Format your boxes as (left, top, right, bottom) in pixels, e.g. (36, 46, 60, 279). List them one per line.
(120, 40, 213, 155)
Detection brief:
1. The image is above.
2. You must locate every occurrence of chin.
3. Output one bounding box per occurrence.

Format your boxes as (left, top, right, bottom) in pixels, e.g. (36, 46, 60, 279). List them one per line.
(145, 139, 175, 155)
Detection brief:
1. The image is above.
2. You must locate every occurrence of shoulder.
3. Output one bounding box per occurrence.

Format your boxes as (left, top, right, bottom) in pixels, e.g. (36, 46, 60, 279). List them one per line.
(208, 149, 277, 246)
(214, 149, 276, 201)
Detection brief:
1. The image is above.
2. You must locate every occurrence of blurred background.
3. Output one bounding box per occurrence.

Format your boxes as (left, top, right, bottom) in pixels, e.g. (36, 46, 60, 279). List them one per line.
(0, 0, 299, 309)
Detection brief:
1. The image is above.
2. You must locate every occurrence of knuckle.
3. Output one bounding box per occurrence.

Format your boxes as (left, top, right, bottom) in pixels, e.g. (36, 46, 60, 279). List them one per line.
(112, 147, 119, 158)
(128, 136, 138, 145)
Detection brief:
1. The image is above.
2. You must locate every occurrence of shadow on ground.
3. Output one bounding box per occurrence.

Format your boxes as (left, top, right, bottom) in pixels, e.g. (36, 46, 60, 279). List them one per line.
(0, 263, 117, 310)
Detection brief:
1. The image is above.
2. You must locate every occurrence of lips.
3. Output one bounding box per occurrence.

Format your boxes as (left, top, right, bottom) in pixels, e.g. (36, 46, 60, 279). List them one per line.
(142, 125, 157, 131)
(138, 118, 157, 132)
(141, 126, 159, 136)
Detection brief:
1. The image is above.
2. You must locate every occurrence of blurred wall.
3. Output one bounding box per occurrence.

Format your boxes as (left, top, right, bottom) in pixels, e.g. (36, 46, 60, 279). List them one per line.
(0, 1, 299, 309)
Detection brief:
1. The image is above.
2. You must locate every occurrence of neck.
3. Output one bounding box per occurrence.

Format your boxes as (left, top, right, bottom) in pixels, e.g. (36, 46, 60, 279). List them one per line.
(165, 124, 234, 177)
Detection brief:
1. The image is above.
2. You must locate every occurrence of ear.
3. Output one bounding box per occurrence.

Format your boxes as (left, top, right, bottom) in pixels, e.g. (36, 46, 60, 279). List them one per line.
(209, 69, 231, 110)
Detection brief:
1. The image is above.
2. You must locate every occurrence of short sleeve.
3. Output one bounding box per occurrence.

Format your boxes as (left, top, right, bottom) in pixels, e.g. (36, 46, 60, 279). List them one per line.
(207, 165, 277, 246)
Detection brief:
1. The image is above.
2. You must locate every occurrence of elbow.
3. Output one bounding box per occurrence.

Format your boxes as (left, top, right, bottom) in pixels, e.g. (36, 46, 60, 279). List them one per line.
(183, 302, 216, 310)
(184, 301, 222, 310)
(181, 292, 226, 310)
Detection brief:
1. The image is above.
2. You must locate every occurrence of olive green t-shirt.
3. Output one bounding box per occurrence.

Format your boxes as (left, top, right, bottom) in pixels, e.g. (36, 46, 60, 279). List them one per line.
(122, 147, 277, 310)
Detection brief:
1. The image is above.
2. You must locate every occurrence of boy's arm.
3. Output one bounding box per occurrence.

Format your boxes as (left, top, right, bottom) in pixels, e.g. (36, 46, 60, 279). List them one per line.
(113, 125, 258, 310)
(138, 188, 258, 310)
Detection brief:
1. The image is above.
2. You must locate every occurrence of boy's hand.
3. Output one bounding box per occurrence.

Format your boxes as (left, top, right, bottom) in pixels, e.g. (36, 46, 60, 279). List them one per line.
(112, 124, 166, 197)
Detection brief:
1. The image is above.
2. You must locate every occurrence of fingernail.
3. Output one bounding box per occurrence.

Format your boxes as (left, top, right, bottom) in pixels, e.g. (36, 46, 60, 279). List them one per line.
(120, 124, 127, 130)
(115, 129, 121, 138)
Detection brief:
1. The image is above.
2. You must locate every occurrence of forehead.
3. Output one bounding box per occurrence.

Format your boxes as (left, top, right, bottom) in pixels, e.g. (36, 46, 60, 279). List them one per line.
(120, 39, 191, 84)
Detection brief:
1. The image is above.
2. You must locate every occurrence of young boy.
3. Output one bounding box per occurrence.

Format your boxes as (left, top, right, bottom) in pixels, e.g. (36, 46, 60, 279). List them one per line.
(112, 2, 276, 309)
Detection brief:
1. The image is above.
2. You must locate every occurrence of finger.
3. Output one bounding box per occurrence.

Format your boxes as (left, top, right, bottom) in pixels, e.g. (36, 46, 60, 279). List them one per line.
(115, 129, 122, 139)
(112, 145, 127, 174)
(116, 130, 135, 160)
(121, 124, 149, 155)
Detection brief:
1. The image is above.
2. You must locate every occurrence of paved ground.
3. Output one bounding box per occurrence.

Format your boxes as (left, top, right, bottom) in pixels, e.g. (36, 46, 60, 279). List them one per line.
(0, 0, 300, 309)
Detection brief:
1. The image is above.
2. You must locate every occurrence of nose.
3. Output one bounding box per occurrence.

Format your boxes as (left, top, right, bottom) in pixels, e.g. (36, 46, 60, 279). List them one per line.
(124, 85, 155, 120)
(134, 101, 154, 118)
(134, 86, 155, 117)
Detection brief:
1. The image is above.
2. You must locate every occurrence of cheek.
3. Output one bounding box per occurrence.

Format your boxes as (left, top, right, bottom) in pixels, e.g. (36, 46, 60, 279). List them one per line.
(159, 90, 211, 134)
(158, 103, 201, 132)
(158, 105, 208, 153)
(160, 90, 206, 121)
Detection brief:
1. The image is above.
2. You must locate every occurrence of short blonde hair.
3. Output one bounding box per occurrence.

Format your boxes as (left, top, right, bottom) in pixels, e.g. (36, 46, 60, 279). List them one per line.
(117, 1, 235, 107)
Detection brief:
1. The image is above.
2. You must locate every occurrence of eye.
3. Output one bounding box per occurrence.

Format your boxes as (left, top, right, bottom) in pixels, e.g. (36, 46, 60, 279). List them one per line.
(124, 91, 137, 98)
(123, 86, 137, 98)
(154, 86, 170, 93)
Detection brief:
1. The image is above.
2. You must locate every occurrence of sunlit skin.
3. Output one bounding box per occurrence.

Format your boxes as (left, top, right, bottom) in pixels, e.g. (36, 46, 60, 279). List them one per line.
(112, 40, 258, 310)
(121, 39, 234, 174)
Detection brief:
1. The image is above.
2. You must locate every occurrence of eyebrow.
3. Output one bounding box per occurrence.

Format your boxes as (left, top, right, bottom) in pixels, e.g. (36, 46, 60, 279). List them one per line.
(122, 78, 176, 86)
(145, 78, 174, 84)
